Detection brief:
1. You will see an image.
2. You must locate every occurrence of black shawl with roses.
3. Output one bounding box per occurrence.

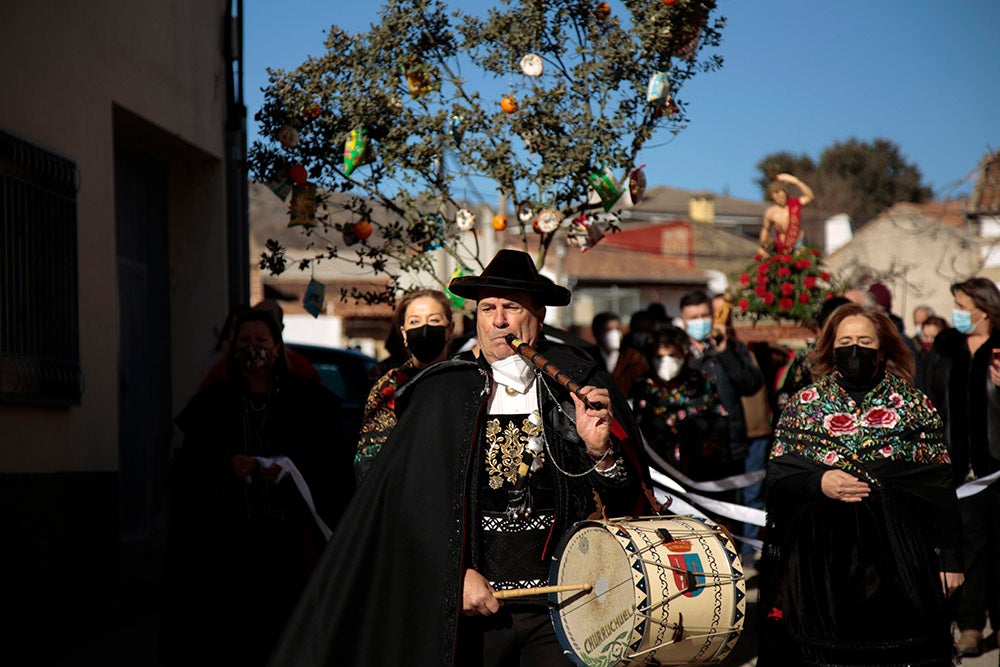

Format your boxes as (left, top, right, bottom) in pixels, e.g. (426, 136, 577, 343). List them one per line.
(757, 373, 961, 667)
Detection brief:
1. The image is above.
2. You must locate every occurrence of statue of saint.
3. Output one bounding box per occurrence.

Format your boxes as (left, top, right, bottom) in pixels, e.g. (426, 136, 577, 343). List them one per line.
(757, 173, 814, 258)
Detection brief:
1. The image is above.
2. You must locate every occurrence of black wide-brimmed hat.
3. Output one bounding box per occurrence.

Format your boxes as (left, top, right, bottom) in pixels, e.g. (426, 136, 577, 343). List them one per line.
(449, 249, 571, 306)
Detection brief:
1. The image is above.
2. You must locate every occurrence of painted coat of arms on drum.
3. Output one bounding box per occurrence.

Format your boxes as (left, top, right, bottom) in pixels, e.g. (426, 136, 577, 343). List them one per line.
(548, 515, 745, 666)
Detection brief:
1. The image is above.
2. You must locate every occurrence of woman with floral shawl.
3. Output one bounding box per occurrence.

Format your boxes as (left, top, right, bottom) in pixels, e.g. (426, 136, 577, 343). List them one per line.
(758, 303, 963, 666)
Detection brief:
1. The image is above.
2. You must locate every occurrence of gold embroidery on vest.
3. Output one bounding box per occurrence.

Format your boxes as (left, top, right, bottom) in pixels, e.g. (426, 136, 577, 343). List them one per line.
(485, 415, 544, 489)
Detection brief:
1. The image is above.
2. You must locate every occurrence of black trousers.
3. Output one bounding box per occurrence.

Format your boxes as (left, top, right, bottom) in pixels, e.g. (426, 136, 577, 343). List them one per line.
(457, 603, 571, 667)
(954, 480, 1000, 631)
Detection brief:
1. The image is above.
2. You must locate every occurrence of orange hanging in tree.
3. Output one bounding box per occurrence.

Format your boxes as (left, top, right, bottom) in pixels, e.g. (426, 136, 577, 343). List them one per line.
(500, 96, 518, 114)
(353, 219, 373, 241)
(492, 215, 508, 231)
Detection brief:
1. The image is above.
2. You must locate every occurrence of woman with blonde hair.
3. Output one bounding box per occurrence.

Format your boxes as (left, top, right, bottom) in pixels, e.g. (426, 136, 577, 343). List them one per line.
(355, 289, 455, 482)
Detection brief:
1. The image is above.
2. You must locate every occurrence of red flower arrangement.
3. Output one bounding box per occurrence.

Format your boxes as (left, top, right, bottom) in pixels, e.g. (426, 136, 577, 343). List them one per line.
(734, 245, 835, 324)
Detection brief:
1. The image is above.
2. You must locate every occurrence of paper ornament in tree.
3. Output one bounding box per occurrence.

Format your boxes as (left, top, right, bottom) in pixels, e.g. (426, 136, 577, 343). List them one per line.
(448, 115, 464, 146)
(500, 96, 518, 114)
(517, 204, 534, 224)
(616, 166, 648, 208)
(288, 182, 317, 227)
(567, 214, 604, 251)
(343, 129, 372, 176)
(303, 279, 325, 318)
(646, 71, 671, 106)
(445, 266, 468, 309)
(266, 178, 292, 201)
(456, 208, 476, 231)
(587, 165, 623, 211)
(536, 209, 562, 233)
(420, 214, 445, 251)
(520, 54, 544, 77)
(277, 125, 300, 149)
(402, 62, 435, 97)
(492, 215, 508, 231)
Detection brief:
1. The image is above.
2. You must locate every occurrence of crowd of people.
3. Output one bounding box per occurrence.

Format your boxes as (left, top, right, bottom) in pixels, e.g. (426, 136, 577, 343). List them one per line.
(163, 248, 1000, 666)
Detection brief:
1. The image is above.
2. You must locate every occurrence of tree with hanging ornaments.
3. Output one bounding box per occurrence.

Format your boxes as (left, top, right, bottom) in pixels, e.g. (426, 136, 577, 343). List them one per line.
(249, 0, 725, 305)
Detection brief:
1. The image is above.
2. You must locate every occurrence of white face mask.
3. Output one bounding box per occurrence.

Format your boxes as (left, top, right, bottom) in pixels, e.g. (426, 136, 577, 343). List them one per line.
(656, 355, 684, 382)
(491, 354, 535, 393)
(601, 329, 622, 351)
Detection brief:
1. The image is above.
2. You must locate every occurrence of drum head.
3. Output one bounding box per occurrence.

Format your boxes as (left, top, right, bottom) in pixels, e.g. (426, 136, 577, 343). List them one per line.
(548, 522, 644, 666)
(549, 517, 746, 666)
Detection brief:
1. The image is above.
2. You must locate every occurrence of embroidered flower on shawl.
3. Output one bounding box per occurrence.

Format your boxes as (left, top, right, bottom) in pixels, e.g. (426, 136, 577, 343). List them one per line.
(879, 445, 894, 458)
(773, 442, 784, 457)
(824, 413, 858, 436)
(862, 407, 899, 429)
(923, 395, 935, 411)
(799, 388, 819, 404)
(822, 450, 841, 465)
(888, 392, 904, 408)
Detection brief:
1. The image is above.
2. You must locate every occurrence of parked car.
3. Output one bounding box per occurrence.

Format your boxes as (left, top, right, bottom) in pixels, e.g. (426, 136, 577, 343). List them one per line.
(287, 343, 377, 450)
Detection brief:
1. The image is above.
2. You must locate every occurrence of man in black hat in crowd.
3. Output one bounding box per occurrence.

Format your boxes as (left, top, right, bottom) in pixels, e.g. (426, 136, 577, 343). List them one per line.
(268, 250, 650, 667)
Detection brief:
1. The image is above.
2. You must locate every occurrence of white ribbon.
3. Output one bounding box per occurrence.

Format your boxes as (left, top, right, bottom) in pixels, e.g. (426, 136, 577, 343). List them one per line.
(254, 456, 333, 541)
(956, 470, 1000, 499)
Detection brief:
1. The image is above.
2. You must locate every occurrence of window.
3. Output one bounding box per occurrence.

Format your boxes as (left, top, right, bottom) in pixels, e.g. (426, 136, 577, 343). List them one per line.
(0, 128, 82, 405)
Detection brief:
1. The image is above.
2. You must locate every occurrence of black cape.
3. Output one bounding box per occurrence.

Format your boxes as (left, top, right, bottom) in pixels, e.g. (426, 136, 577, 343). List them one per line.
(757, 455, 960, 666)
(163, 371, 353, 666)
(267, 344, 652, 666)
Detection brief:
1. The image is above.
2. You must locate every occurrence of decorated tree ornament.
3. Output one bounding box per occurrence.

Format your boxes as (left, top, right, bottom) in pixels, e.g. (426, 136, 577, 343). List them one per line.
(500, 96, 518, 114)
(303, 279, 325, 318)
(266, 178, 292, 201)
(277, 125, 300, 149)
(445, 266, 467, 309)
(520, 129, 543, 154)
(517, 204, 534, 223)
(456, 208, 476, 231)
(342, 224, 359, 246)
(288, 182, 318, 227)
(646, 71, 671, 106)
(628, 166, 647, 205)
(663, 0, 678, 5)
(650, 96, 679, 120)
(301, 103, 322, 122)
(491, 214, 508, 231)
(536, 209, 562, 233)
(447, 115, 464, 146)
(587, 165, 623, 212)
(402, 62, 436, 98)
(343, 128, 372, 176)
(519, 54, 544, 77)
(567, 214, 604, 251)
(353, 219, 373, 241)
(594, 2, 611, 19)
(288, 163, 309, 185)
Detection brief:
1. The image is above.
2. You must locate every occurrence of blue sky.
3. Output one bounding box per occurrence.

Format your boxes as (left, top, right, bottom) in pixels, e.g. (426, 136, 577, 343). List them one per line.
(244, 0, 1000, 202)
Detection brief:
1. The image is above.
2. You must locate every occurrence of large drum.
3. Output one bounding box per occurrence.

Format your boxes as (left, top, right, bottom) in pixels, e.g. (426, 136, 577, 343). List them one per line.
(548, 515, 745, 666)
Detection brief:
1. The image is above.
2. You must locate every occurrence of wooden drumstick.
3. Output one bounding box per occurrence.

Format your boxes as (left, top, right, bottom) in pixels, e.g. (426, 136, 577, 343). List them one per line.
(504, 334, 604, 409)
(493, 583, 593, 600)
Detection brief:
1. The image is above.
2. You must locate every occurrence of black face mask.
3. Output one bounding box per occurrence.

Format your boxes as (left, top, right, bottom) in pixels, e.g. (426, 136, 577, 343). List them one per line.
(834, 344, 880, 382)
(405, 324, 448, 363)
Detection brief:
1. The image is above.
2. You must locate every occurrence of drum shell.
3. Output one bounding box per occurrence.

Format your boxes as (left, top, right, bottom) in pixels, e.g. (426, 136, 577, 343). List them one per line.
(548, 515, 745, 666)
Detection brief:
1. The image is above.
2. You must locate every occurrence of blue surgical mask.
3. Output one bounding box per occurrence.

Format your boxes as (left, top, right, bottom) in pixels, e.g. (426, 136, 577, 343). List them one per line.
(686, 318, 713, 342)
(952, 309, 975, 334)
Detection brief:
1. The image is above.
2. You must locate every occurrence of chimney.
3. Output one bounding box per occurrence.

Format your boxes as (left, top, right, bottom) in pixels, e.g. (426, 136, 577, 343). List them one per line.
(689, 192, 715, 224)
